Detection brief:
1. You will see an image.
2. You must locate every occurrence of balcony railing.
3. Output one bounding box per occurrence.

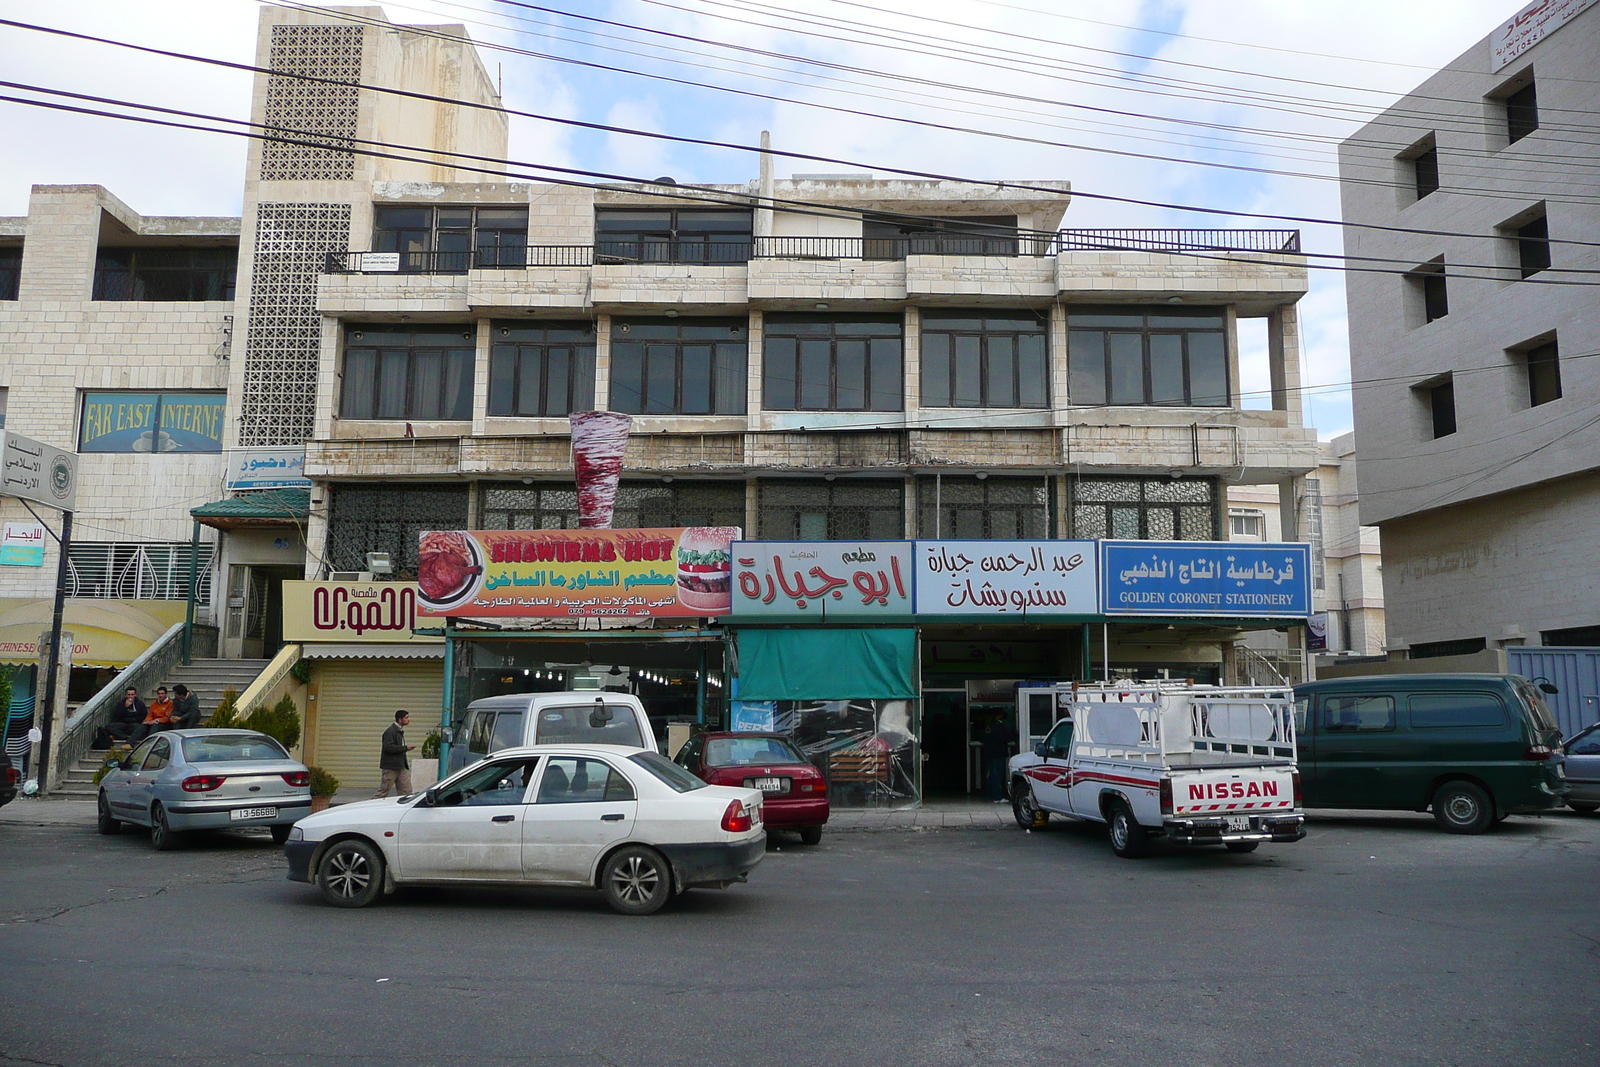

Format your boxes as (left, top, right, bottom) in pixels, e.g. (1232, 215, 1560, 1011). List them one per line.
(325, 247, 594, 273)
(1057, 229, 1302, 254)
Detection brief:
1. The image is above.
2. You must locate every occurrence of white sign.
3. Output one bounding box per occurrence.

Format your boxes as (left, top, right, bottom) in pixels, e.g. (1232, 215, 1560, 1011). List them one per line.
(915, 540, 1097, 616)
(1492, 0, 1595, 70)
(732, 541, 913, 618)
(0, 431, 78, 512)
(226, 447, 311, 490)
(363, 252, 401, 272)
(1, 521, 46, 567)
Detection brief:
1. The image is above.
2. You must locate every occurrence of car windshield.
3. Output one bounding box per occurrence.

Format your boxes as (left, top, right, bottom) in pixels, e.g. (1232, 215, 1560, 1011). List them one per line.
(1516, 682, 1560, 734)
(534, 703, 644, 747)
(704, 736, 806, 767)
(629, 751, 708, 792)
(182, 734, 289, 762)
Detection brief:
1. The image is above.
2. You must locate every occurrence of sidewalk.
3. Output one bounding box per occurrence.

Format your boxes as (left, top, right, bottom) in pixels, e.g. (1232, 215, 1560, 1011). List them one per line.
(827, 797, 1014, 833)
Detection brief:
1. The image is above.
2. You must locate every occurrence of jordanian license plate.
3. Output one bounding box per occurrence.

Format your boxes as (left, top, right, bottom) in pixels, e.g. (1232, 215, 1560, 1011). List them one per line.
(1225, 815, 1251, 832)
(230, 806, 278, 821)
(753, 777, 784, 793)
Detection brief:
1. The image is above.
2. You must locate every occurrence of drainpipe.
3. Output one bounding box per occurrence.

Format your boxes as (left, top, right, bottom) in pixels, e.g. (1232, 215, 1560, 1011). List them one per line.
(695, 644, 708, 726)
(182, 519, 201, 665)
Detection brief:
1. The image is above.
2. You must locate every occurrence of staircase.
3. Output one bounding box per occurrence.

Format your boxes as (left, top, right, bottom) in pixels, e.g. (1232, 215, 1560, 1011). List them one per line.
(165, 658, 273, 719)
(58, 753, 114, 797)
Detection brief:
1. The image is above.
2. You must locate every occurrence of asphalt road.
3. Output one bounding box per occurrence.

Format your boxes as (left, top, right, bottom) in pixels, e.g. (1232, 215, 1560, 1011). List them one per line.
(1, 801, 1596, 1067)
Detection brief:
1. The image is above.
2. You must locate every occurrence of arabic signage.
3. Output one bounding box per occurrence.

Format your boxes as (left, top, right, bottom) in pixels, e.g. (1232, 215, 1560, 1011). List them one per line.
(0, 522, 46, 566)
(226, 447, 311, 490)
(415, 527, 741, 618)
(0, 430, 78, 512)
(1492, 0, 1595, 70)
(732, 541, 912, 618)
(281, 581, 442, 644)
(915, 540, 1097, 617)
(1101, 541, 1311, 618)
(79, 392, 226, 453)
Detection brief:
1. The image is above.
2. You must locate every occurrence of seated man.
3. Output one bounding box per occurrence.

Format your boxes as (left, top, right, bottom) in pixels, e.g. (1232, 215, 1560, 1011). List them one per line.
(165, 684, 202, 730)
(104, 687, 146, 744)
(130, 687, 174, 744)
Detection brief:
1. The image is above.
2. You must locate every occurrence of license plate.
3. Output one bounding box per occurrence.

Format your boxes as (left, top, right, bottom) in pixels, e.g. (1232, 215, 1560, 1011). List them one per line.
(1225, 815, 1251, 832)
(753, 777, 784, 793)
(230, 806, 278, 821)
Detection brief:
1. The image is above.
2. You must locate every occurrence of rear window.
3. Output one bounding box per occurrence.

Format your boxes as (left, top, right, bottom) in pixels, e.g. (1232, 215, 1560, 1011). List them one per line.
(182, 734, 289, 762)
(704, 736, 806, 767)
(1516, 683, 1560, 733)
(534, 703, 644, 747)
(490, 710, 524, 751)
(1408, 693, 1507, 729)
(629, 751, 708, 792)
(1323, 695, 1395, 732)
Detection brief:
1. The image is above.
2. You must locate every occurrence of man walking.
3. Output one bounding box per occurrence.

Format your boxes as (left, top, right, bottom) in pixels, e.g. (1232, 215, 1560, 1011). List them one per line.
(374, 710, 416, 798)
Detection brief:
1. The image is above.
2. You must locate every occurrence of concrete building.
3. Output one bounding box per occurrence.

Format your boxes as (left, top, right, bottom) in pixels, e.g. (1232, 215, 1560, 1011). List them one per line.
(1337, 0, 1600, 658)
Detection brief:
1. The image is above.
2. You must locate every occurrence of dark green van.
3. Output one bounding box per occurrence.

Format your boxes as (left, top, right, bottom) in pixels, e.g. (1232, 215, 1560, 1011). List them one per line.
(1291, 674, 1568, 833)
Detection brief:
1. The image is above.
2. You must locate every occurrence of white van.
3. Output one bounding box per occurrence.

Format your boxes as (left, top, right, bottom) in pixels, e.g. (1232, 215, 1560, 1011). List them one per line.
(445, 692, 659, 776)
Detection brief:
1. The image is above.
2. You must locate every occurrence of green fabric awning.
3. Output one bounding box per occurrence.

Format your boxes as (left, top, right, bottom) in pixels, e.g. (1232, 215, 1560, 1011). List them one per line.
(734, 628, 917, 701)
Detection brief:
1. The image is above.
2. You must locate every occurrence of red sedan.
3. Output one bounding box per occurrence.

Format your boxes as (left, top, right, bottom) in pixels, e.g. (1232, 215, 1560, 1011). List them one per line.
(675, 732, 829, 844)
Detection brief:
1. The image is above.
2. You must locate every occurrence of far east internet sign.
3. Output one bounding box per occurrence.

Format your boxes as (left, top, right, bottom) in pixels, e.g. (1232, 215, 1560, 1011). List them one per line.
(1101, 541, 1310, 618)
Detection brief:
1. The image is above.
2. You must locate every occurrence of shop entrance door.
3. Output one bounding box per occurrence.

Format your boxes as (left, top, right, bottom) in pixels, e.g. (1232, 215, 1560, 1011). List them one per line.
(968, 679, 1022, 799)
(920, 689, 968, 796)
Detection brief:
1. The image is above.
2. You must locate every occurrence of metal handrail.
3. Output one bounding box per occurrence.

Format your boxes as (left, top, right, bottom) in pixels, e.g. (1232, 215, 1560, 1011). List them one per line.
(1057, 229, 1302, 254)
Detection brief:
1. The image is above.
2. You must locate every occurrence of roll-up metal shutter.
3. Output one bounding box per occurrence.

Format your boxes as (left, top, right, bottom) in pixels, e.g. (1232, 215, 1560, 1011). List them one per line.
(310, 660, 444, 792)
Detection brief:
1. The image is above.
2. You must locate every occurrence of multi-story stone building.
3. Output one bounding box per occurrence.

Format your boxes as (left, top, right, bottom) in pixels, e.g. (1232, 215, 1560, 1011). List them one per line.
(1337, 0, 1600, 659)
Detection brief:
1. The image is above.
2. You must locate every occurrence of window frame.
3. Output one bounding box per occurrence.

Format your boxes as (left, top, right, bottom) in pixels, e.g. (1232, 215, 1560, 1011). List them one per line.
(756, 479, 906, 541)
(1070, 476, 1218, 541)
(1066, 306, 1230, 408)
(340, 325, 476, 422)
(1322, 695, 1396, 733)
(1505, 81, 1538, 144)
(0, 245, 20, 301)
(326, 483, 470, 579)
(594, 208, 753, 264)
(919, 310, 1050, 409)
(1426, 378, 1457, 439)
(916, 475, 1050, 539)
(91, 246, 237, 302)
(1515, 214, 1551, 278)
(1522, 339, 1562, 407)
(487, 321, 597, 417)
(608, 318, 748, 416)
(762, 314, 904, 412)
(1229, 508, 1265, 540)
(1412, 145, 1440, 200)
(371, 204, 529, 270)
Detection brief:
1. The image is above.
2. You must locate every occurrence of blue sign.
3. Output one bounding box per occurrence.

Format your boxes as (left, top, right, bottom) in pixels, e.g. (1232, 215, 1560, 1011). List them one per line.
(1101, 541, 1311, 618)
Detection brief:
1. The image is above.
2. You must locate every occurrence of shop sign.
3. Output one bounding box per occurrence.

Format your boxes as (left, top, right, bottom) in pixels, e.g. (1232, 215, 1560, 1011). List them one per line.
(282, 581, 442, 643)
(226, 447, 311, 490)
(1, 430, 78, 512)
(1, 521, 46, 566)
(914, 540, 1096, 616)
(731, 541, 912, 618)
(0, 598, 187, 667)
(1492, 0, 1595, 70)
(415, 527, 741, 618)
(78, 392, 225, 453)
(1101, 541, 1311, 618)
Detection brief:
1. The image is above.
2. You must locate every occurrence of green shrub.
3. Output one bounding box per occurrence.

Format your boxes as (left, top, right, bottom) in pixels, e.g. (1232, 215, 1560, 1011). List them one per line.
(289, 659, 312, 685)
(93, 757, 121, 785)
(420, 729, 442, 760)
(208, 687, 241, 727)
(307, 765, 340, 797)
(0, 666, 12, 723)
(242, 694, 301, 752)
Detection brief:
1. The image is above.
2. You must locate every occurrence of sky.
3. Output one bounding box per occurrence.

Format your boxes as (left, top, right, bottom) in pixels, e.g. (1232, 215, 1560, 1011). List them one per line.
(0, 0, 1534, 438)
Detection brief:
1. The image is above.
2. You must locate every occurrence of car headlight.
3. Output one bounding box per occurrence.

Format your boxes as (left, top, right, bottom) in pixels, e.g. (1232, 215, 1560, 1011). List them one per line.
(287, 826, 304, 842)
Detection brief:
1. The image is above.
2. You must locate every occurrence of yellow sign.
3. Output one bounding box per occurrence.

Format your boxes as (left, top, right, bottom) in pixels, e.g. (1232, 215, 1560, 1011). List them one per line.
(282, 581, 443, 644)
(0, 600, 189, 667)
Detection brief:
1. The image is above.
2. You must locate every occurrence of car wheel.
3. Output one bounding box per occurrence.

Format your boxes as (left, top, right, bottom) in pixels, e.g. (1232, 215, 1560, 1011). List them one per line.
(799, 825, 823, 846)
(96, 792, 120, 835)
(1568, 802, 1599, 814)
(1011, 779, 1048, 829)
(1432, 781, 1494, 834)
(316, 839, 384, 908)
(270, 824, 293, 845)
(1224, 841, 1260, 854)
(1107, 801, 1150, 859)
(601, 845, 672, 916)
(148, 804, 181, 851)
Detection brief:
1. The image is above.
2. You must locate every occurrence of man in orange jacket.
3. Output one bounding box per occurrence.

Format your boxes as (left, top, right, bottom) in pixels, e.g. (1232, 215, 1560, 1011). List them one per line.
(131, 686, 175, 744)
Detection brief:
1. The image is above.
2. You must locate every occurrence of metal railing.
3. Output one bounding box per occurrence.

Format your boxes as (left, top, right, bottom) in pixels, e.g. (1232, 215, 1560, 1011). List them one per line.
(752, 235, 1046, 259)
(325, 247, 594, 273)
(594, 239, 753, 265)
(1057, 229, 1302, 254)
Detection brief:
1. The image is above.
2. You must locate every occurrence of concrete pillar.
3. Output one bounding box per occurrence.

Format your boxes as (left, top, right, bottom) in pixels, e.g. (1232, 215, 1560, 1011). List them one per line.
(593, 314, 612, 412)
(1267, 304, 1305, 429)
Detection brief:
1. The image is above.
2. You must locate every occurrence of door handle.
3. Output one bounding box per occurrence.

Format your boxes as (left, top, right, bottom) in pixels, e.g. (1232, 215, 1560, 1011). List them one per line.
(600, 813, 626, 822)
(491, 814, 515, 823)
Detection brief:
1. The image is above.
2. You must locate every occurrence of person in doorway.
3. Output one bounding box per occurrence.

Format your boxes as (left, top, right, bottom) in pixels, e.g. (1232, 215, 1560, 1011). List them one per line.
(102, 687, 146, 745)
(980, 712, 1011, 802)
(166, 685, 202, 731)
(374, 710, 416, 798)
(130, 687, 174, 744)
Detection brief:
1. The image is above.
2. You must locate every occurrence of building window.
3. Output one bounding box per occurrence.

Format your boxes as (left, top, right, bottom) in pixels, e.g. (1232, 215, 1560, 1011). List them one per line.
(609, 319, 747, 415)
(763, 315, 903, 412)
(340, 326, 475, 421)
(1421, 377, 1456, 438)
(1229, 508, 1265, 539)
(488, 321, 596, 417)
(481, 481, 745, 531)
(1067, 306, 1229, 407)
(1301, 476, 1326, 591)
(1411, 144, 1439, 200)
(757, 480, 904, 540)
(78, 392, 226, 453)
(0, 245, 19, 300)
(1071, 476, 1217, 540)
(1522, 339, 1562, 407)
(1408, 637, 1487, 660)
(1505, 81, 1538, 144)
(917, 476, 1048, 538)
(65, 542, 215, 600)
(1514, 213, 1551, 278)
(0, 387, 8, 429)
(372, 205, 528, 270)
(920, 310, 1049, 408)
(92, 247, 237, 301)
(594, 209, 752, 264)
(1542, 624, 1600, 646)
(1408, 260, 1448, 324)
(861, 215, 1019, 259)
(327, 484, 469, 579)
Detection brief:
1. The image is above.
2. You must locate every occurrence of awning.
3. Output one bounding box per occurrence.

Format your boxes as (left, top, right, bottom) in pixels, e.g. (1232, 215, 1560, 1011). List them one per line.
(300, 642, 445, 660)
(734, 628, 917, 701)
(0, 598, 189, 668)
(191, 488, 310, 531)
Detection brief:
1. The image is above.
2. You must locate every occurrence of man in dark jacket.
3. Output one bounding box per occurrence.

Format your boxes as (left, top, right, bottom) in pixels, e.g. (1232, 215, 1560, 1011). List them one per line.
(166, 685, 202, 730)
(105, 688, 146, 744)
(373, 709, 415, 798)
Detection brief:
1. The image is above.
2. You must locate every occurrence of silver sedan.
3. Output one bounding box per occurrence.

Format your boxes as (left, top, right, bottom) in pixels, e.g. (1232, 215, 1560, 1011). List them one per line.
(98, 729, 313, 849)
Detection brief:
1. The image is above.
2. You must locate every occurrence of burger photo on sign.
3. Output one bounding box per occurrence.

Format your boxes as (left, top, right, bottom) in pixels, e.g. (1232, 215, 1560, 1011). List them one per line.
(675, 527, 741, 614)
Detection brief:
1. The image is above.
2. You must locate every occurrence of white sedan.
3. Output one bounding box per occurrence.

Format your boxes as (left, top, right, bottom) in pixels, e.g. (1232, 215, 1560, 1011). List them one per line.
(284, 744, 765, 915)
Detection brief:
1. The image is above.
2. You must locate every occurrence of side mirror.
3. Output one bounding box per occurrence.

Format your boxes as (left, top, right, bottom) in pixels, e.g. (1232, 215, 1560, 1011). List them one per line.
(417, 787, 438, 807)
(1539, 682, 1559, 695)
(1033, 742, 1045, 757)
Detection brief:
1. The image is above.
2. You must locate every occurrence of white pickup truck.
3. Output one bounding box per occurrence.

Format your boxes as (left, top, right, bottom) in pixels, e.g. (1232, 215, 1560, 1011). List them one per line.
(1007, 683, 1306, 858)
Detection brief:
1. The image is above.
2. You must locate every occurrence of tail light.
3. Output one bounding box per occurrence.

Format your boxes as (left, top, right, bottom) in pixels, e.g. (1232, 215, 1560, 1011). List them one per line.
(1523, 745, 1555, 760)
(720, 799, 753, 833)
(798, 777, 826, 794)
(1159, 777, 1173, 816)
(281, 771, 310, 787)
(1291, 771, 1303, 806)
(3, 767, 17, 787)
(181, 775, 226, 792)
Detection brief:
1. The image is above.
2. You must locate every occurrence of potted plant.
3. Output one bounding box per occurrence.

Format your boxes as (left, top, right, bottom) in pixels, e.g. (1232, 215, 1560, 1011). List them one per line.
(307, 766, 340, 812)
(413, 729, 442, 791)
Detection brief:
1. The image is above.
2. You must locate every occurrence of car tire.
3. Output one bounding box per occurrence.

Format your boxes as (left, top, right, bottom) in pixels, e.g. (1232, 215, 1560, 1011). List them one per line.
(1568, 802, 1599, 814)
(601, 845, 672, 916)
(1224, 841, 1260, 854)
(1107, 800, 1150, 859)
(148, 804, 181, 851)
(1011, 779, 1048, 829)
(96, 792, 120, 835)
(798, 825, 823, 846)
(1432, 781, 1494, 834)
(270, 824, 293, 846)
(316, 839, 385, 908)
